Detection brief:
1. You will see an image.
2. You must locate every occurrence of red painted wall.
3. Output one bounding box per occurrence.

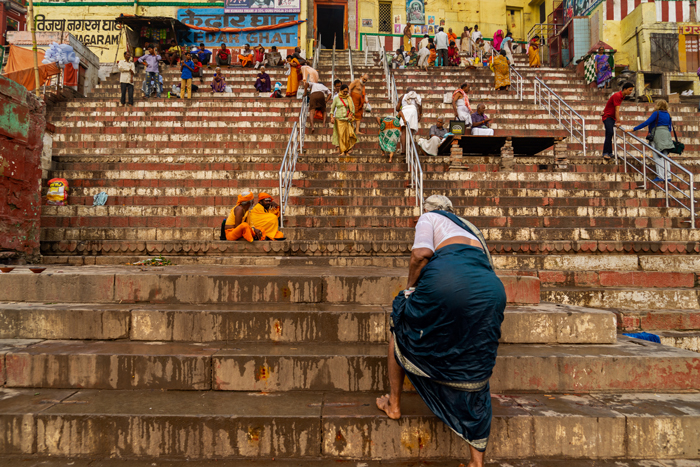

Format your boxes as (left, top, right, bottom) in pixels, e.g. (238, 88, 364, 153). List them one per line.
(0, 75, 46, 262)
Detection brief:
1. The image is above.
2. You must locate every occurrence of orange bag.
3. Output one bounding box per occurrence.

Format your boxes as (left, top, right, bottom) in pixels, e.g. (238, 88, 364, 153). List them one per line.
(47, 178, 69, 206)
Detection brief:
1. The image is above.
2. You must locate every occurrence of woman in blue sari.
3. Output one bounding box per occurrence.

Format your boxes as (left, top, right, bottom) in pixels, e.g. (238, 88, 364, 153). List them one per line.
(377, 195, 506, 466)
(596, 46, 613, 89)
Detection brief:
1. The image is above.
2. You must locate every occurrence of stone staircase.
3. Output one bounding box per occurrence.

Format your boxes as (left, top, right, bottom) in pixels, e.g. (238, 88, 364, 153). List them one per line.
(0, 49, 699, 464)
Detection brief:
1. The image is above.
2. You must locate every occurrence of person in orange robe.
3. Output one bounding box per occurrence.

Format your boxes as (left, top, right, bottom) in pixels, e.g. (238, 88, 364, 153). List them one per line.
(224, 192, 264, 242)
(238, 44, 254, 68)
(249, 192, 285, 240)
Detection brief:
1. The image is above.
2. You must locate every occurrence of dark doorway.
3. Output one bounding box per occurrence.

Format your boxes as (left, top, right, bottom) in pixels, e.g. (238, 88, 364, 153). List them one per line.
(540, 2, 546, 23)
(317, 5, 345, 49)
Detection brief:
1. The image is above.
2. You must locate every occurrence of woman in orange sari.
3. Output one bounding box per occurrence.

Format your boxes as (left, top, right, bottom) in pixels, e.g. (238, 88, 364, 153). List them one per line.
(285, 55, 302, 97)
(528, 35, 541, 68)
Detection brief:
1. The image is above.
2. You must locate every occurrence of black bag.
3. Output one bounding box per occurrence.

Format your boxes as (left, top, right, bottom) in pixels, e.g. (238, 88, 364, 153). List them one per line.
(670, 117, 684, 155)
(646, 112, 659, 143)
(219, 218, 227, 240)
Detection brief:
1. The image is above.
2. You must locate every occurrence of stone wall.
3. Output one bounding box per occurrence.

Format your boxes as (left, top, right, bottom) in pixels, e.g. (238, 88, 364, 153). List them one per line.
(0, 75, 46, 263)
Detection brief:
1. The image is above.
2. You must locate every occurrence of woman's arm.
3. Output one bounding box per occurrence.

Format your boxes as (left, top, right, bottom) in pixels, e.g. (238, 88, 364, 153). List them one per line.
(407, 248, 433, 288)
(633, 111, 657, 132)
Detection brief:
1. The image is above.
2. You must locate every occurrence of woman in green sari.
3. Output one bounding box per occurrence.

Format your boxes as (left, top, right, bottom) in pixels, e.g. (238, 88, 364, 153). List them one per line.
(376, 115, 402, 162)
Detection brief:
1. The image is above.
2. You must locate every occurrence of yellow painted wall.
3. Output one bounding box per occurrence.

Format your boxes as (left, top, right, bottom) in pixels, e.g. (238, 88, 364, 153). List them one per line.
(359, 0, 548, 42)
(31, 2, 308, 63)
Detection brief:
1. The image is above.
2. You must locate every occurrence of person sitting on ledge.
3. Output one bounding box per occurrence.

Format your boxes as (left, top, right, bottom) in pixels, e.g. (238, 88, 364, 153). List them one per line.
(249, 193, 285, 240)
(253, 44, 266, 68)
(418, 116, 450, 156)
(255, 66, 272, 93)
(224, 191, 264, 242)
(216, 43, 231, 67)
(238, 44, 254, 67)
(471, 104, 494, 135)
(164, 39, 180, 66)
(266, 46, 284, 67)
(211, 67, 226, 93)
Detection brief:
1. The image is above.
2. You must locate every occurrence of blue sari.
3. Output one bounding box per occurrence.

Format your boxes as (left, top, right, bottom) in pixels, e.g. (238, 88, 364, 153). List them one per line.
(391, 211, 506, 452)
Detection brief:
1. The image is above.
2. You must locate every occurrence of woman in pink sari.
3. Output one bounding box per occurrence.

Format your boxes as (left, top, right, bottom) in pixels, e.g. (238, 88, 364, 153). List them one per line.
(493, 30, 504, 53)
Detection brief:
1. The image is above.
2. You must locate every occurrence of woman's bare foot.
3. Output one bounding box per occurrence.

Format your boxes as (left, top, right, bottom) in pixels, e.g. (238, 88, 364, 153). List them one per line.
(376, 394, 401, 419)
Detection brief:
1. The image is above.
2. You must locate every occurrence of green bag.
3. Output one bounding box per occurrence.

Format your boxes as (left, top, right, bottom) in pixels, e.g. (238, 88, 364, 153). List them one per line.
(670, 118, 684, 155)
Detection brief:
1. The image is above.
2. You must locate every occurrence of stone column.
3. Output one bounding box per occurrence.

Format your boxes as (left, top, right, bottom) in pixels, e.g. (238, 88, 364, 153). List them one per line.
(448, 136, 466, 171)
(499, 137, 514, 171)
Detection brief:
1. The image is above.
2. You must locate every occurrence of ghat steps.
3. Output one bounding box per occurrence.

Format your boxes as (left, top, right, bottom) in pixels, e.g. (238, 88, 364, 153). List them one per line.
(2, 50, 698, 463)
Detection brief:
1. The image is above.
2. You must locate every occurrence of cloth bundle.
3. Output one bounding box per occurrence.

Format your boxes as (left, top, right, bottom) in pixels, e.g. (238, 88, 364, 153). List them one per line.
(42, 42, 80, 70)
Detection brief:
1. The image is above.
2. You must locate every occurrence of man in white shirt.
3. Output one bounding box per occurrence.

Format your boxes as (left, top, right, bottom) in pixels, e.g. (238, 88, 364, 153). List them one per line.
(435, 27, 449, 67)
(305, 81, 332, 133)
(419, 34, 430, 50)
(117, 51, 135, 106)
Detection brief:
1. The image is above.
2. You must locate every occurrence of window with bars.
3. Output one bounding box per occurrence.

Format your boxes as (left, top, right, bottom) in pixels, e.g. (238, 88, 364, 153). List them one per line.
(379, 3, 392, 33)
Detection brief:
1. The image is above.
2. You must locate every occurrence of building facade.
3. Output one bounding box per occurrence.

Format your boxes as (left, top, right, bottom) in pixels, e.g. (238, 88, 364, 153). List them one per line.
(0, 0, 26, 46)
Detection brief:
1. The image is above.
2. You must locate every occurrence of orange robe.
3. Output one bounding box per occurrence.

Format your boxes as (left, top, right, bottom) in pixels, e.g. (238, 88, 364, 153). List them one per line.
(351, 88, 365, 120)
(225, 208, 262, 242)
(238, 53, 254, 67)
(249, 203, 284, 240)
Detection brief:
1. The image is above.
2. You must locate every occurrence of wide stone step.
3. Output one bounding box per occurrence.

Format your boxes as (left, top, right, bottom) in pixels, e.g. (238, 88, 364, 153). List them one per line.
(0, 266, 540, 306)
(618, 309, 700, 332)
(2, 388, 699, 459)
(542, 286, 700, 311)
(40, 204, 690, 220)
(2, 338, 697, 392)
(0, 302, 615, 345)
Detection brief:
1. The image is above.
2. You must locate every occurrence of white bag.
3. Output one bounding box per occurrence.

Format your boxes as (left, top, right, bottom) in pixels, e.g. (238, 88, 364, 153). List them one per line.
(224, 86, 233, 93)
(443, 92, 453, 104)
(296, 86, 305, 99)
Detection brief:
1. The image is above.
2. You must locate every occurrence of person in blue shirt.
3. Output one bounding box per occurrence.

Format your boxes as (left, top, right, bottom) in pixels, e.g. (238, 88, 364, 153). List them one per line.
(180, 52, 195, 100)
(628, 99, 675, 182)
(196, 43, 212, 67)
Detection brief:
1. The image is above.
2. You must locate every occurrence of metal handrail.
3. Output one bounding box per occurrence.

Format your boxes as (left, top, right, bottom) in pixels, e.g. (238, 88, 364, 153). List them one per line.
(389, 72, 423, 212)
(614, 129, 696, 227)
(526, 23, 560, 67)
(380, 45, 394, 105)
(510, 64, 524, 101)
(533, 76, 587, 157)
(331, 34, 336, 91)
(348, 43, 354, 82)
(278, 36, 321, 227)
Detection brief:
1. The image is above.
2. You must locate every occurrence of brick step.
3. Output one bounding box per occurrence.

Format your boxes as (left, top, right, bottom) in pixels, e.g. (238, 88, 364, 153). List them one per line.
(40, 205, 691, 221)
(42, 169, 645, 183)
(56, 194, 685, 209)
(617, 309, 700, 332)
(0, 302, 614, 345)
(39, 225, 700, 243)
(39, 214, 690, 230)
(657, 331, 700, 353)
(35, 253, 700, 272)
(2, 338, 697, 392)
(0, 266, 539, 306)
(49, 162, 629, 174)
(542, 286, 700, 310)
(2, 389, 698, 459)
(539, 271, 698, 288)
(0, 457, 693, 467)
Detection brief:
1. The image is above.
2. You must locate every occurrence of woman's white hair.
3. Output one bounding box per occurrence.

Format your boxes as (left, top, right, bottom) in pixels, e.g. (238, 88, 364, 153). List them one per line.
(424, 195, 453, 213)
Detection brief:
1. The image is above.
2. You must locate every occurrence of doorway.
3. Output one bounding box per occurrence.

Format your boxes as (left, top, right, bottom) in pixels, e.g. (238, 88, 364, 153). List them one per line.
(316, 4, 346, 49)
(507, 7, 523, 41)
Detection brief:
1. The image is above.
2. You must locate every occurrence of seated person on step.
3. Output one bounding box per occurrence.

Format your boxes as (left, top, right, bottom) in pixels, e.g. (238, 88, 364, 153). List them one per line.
(471, 104, 494, 135)
(249, 193, 285, 241)
(253, 45, 267, 68)
(223, 192, 264, 242)
(418, 116, 450, 156)
(238, 44, 254, 67)
(266, 46, 284, 67)
(164, 40, 180, 66)
(216, 43, 231, 67)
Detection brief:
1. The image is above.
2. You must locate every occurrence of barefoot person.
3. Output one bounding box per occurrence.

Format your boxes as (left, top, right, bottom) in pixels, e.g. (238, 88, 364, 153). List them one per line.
(330, 84, 357, 156)
(377, 195, 506, 467)
(349, 74, 369, 134)
(305, 81, 332, 133)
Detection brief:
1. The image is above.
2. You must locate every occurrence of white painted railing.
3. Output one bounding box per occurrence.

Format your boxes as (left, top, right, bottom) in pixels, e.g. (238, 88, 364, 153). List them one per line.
(510, 65, 524, 101)
(614, 129, 696, 228)
(348, 43, 354, 82)
(279, 36, 321, 227)
(533, 76, 587, 157)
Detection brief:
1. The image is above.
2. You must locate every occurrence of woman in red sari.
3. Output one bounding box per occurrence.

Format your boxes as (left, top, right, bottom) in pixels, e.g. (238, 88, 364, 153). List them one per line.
(447, 41, 460, 66)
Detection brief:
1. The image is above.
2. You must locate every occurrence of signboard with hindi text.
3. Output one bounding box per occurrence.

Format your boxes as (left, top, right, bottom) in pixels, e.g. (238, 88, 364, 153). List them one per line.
(34, 14, 120, 46)
(177, 9, 298, 47)
(224, 0, 300, 15)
